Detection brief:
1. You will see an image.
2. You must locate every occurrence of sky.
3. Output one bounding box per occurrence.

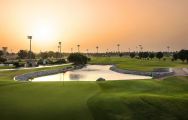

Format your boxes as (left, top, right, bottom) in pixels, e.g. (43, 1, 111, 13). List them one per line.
(0, 0, 188, 53)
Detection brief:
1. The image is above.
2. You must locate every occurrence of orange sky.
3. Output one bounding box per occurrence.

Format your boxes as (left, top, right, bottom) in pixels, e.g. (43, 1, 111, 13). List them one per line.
(0, 0, 188, 53)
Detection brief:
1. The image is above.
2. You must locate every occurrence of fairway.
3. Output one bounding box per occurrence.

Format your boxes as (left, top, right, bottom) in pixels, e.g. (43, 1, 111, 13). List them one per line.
(0, 68, 188, 120)
(0, 59, 188, 120)
(90, 57, 188, 71)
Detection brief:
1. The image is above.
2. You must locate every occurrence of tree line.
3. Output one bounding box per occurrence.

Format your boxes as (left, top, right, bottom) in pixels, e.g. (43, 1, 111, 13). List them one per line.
(129, 50, 188, 63)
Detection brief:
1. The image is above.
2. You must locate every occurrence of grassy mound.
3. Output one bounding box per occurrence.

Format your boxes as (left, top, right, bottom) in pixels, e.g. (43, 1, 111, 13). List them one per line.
(88, 76, 188, 120)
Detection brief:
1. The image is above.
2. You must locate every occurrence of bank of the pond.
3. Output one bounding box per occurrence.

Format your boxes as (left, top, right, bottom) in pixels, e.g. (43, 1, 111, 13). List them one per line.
(14, 65, 84, 81)
(110, 65, 174, 79)
(89, 63, 175, 79)
(14, 63, 175, 81)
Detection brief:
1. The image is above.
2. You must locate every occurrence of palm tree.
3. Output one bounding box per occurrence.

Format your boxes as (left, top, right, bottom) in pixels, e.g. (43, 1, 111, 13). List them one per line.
(86, 49, 89, 54)
(139, 45, 143, 52)
(106, 49, 109, 53)
(128, 48, 131, 54)
(96, 46, 99, 53)
(167, 46, 170, 53)
(71, 48, 73, 53)
(117, 44, 120, 52)
(77, 45, 80, 52)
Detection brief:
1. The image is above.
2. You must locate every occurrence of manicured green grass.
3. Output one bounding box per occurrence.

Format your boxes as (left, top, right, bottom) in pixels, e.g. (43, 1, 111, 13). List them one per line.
(0, 81, 99, 120)
(88, 76, 188, 120)
(0, 66, 15, 69)
(0, 61, 188, 120)
(89, 57, 188, 71)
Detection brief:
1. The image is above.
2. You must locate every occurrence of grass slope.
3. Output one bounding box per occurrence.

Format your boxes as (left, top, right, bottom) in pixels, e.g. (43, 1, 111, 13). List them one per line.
(0, 63, 188, 120)
(90, 57, 188, 71)
(0, 81, 99, 120)
(88, 76, 188, 120)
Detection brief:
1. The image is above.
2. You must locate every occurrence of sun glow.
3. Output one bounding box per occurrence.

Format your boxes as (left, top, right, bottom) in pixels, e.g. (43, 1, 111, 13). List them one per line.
(30, 21, 58, 44)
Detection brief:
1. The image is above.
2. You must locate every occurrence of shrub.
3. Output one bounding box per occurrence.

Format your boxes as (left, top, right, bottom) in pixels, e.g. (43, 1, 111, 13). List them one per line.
(130, 52, 136, 58)
(178, 50, 188, 63)
(149, 53, 155, 59)
(0, 57, 7, 63)
(68, 53, 88, 65)
(173, 53, 178, 61)
(143, 52, 149, 59)
(54, 59, 66, 64)
(156, 52, 164, 60)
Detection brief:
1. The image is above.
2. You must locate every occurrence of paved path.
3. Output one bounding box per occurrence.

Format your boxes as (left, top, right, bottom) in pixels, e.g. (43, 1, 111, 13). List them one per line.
(173, 68, 188, 76)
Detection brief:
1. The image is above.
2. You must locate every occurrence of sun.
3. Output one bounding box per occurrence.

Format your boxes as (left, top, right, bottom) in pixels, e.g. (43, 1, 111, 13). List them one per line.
(31, 21, 58, 44)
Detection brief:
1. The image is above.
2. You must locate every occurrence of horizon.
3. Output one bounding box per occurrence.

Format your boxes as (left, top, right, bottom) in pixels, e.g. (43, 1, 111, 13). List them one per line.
(0, 0, 188, 53)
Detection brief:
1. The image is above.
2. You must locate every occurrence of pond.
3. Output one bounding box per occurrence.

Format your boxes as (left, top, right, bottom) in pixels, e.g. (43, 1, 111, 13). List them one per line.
(32, 65, 152, 82)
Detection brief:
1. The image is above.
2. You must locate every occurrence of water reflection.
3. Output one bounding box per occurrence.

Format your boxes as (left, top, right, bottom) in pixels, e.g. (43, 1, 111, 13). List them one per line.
(69, 74, 84, 80)
(32, 65, 152, 82)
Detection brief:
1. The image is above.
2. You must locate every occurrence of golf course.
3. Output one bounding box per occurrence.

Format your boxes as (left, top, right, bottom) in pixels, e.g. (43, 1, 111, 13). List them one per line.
(0, 57, 188, 120)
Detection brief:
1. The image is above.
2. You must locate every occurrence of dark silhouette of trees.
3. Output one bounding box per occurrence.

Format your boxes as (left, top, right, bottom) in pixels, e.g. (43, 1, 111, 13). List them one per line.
(172, 53, 178, 61)
(17, 50, 28, 59)
(156, 52, 164, 60)
(143, 52, 149, 59)
(149, 53, 155, 59)
(130, 52, 136, 58)
(0, 50, 3, 57)
(138, 52, 143, 59)
(178, 50, 188, 63)
(0, 57, 6, 63)
(40, 52, 49, 59)
(68, 53, 88, 65)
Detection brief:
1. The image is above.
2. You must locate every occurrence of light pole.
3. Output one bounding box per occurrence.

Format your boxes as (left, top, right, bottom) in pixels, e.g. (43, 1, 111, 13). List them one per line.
(59, 42, 62, 58)
(139, 45, 143, 52)
(27, 36, 32, 61)
(117, 44, 120, 53)
(77, 45, 80, 52)
(128, 48, 131, 54)
(107, 49, 109, 52)
(167, 46, 170, 53)
(96, 46, 99, 54)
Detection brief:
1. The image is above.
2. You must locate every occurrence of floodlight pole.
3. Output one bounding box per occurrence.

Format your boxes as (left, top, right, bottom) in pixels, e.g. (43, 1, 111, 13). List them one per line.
(59, 42, 62, 58)
(27, 36, 32, 61)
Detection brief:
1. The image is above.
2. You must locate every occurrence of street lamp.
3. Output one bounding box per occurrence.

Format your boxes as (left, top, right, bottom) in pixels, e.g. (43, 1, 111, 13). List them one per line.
(77, 45, 80, 52)
(27, 36, 32, 61)
(167, 46, 170, 53)
(139, 45, 143, 52)
(96, 46, 99, 53)
(59, 42, 62, 58)
(117, 44, 120, 53)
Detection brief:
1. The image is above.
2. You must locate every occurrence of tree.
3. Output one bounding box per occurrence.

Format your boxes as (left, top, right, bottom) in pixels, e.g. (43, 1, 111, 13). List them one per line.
(173, 53, 178, 61)
(40, 52, 48, 59)
(68, 53, 88, 65)
(48, 51, 55, 58)
(178, 50, 188, 63)
(0, 57, 6, 63)
(149, 53, 155, 59)
(17, 50, 28, 59)
(130, 52, 136, 58)
(156, 52, 164, 60)
(138, 52, 143, 59)
(0, 50, 3, 57)
(29, 51, 36, 59)
(143, 52, 149, 59)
